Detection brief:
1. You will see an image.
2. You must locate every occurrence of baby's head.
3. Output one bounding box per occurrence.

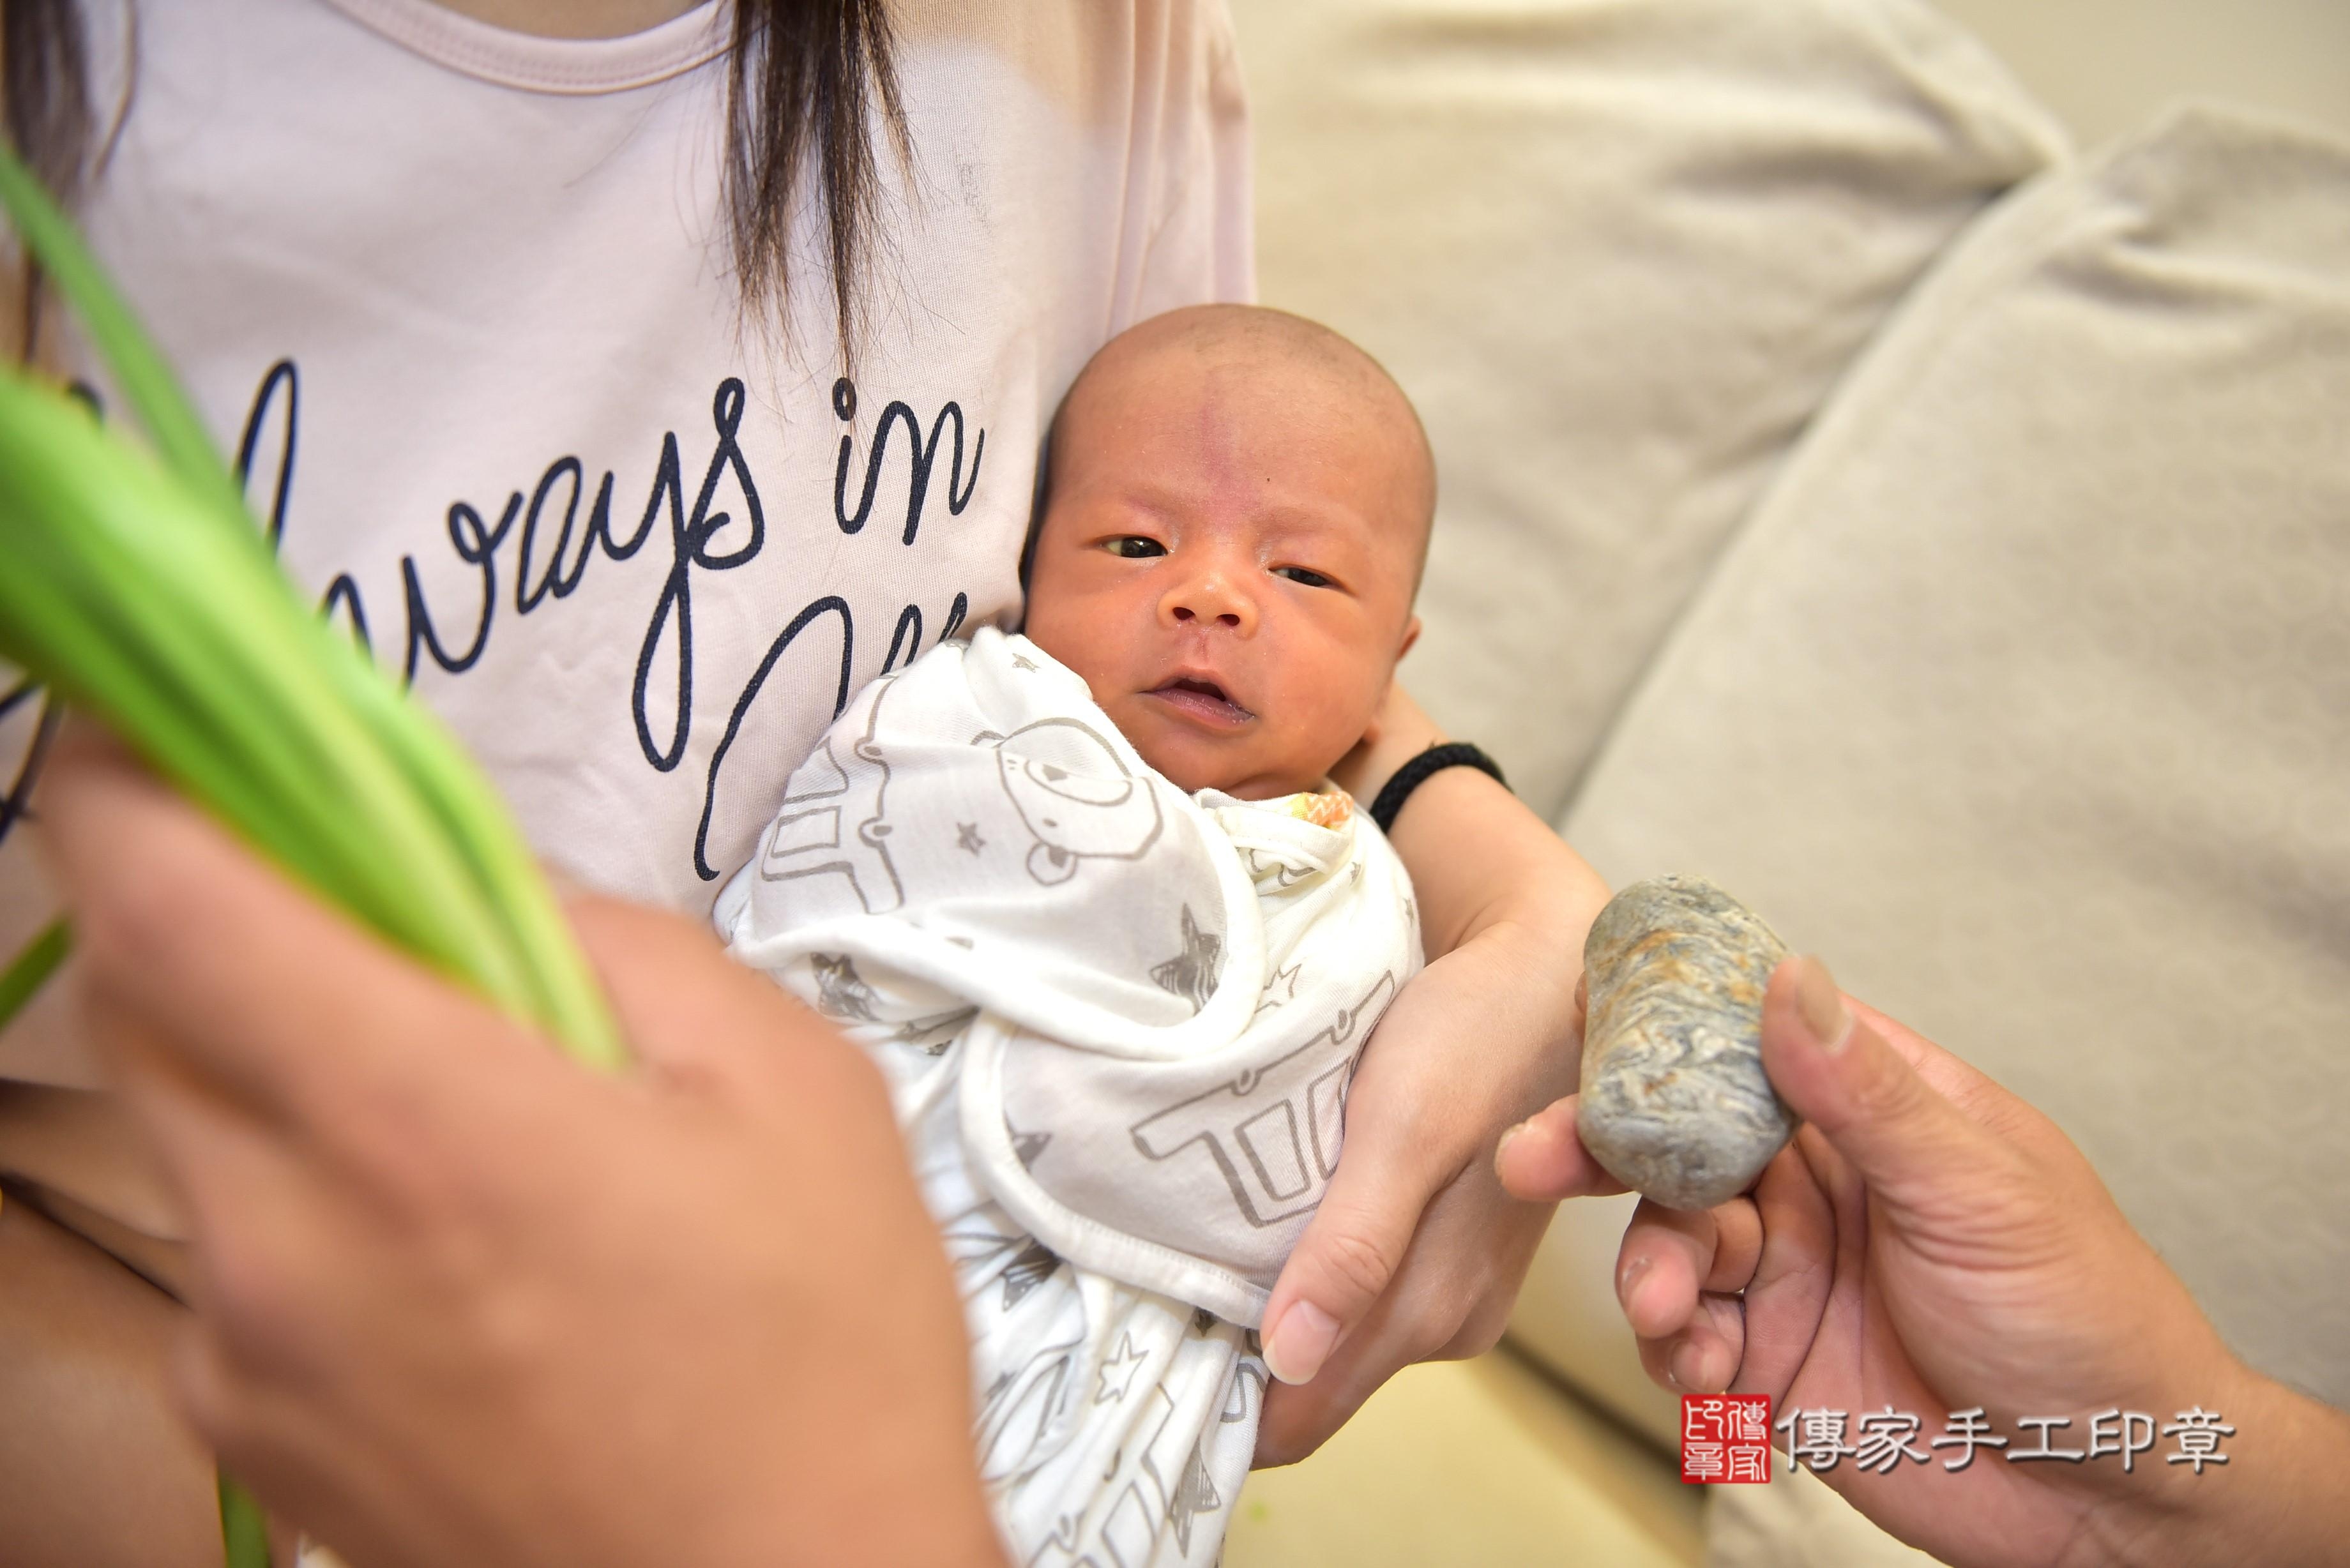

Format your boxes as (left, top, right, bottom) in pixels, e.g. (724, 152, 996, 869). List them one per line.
(1024, 305, 1432, 801)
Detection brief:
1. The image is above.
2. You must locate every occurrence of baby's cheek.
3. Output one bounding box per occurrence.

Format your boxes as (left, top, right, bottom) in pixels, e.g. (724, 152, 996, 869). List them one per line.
(1291, 682, 1379, 779)
(1130, 733, 1225, 795)
(1024, 621, 1107, 698)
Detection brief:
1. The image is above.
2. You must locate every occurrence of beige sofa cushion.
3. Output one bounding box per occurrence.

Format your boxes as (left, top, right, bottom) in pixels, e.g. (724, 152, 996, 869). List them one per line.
(1522, 103, 2350, 1553)
(1236, 0, 2066, 819)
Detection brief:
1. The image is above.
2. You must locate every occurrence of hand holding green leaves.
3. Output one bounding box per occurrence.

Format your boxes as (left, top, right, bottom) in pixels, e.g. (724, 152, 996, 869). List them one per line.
(0, 141, 621, 1565)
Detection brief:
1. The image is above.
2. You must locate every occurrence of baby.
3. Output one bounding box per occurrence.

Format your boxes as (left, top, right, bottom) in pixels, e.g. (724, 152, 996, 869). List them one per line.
(716, 305, 1435, 1567)
(1021, 304, 1429, 803)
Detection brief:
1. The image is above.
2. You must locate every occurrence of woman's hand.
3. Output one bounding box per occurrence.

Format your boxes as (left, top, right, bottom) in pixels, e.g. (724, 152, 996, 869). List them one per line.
(1499, 957, 2350, 1568)
(1258, 700, 1608, 1466)
(39, 733, 1005, 1568)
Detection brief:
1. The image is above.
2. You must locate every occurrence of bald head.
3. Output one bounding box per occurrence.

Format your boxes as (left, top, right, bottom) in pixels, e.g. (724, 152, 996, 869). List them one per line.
(1023, 305, 1435, 795)
(1047, 305, 1437, 588)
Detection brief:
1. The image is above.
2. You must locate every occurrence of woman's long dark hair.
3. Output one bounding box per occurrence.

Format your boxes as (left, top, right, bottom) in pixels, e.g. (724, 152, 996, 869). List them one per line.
(2, 0, 93, 208)
(727, 0, 905, 356)
(3, 0, 96, 351)
(2, 0, 906, 358)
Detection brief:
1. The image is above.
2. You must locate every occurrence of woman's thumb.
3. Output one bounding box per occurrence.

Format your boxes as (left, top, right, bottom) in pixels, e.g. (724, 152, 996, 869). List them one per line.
(1259, 1168, 1425, 1387)
(1758, 957, 1996, 1223)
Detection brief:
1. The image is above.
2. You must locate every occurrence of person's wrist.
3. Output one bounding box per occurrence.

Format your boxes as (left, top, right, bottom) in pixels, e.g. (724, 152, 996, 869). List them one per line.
(1367, 742, 1506, 836)
(1328, 684, 1444, 801)
(2137, 1361, 2350, 1568)
(1375, 764, 1607, 962)
(2065, 1354, 2344, 1568)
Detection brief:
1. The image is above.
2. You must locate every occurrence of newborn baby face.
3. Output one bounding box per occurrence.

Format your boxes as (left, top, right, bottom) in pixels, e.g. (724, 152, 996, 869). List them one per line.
(1025, 306, 1430, 800)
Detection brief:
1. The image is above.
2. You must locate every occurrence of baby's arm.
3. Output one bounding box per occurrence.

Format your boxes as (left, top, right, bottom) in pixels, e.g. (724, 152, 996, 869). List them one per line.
(1255, 681, 1608, 1464)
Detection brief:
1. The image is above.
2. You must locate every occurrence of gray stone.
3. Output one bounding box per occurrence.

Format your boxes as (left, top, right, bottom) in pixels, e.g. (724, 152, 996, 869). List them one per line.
(1577, 876, 1799, 1211)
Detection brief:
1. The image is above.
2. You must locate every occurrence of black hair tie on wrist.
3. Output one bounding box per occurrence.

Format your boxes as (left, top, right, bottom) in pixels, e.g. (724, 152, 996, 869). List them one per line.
(1368, 742, 1509, 835)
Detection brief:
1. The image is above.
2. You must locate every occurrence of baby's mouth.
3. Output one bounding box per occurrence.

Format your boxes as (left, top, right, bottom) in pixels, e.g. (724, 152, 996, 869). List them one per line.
(1146, 676, 1255, 727)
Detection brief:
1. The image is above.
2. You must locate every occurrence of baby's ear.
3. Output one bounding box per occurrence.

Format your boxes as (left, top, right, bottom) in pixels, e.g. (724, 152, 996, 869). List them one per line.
(1397, 615, 1421, 660)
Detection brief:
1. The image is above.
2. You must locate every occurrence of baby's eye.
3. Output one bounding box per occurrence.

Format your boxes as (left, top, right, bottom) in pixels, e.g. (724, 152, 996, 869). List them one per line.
(1273, 566, 1335, 589)
(1103, 536, 1166, 559)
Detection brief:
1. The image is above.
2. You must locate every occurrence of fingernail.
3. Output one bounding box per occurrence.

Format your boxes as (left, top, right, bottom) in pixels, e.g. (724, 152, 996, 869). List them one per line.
(1795, 956, 1853, 1053)
(1495, 1120, 1528, 1171)
(1670, 1336, 1711, 1394)
(1263, 1300, 1340, 1386)
(1616, 1253, 1651, 1314)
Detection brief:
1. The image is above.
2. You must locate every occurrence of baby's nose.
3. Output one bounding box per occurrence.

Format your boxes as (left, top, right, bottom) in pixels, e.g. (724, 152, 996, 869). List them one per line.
(1162, 573, 1255, 633)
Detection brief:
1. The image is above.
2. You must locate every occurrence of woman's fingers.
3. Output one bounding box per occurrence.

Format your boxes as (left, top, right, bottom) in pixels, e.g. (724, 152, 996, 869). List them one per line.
(1255, 1149, 1552, 1465)
(1255, 1173, 1466, 1466)
(1494, 1095, 1628, 1202)
(1258, 1088, 1446, 1390)
(1259, 921, 1579, 1461)
(1263, 923, 1579, 1394)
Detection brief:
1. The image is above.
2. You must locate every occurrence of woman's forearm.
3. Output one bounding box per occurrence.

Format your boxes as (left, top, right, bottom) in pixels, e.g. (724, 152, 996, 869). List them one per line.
(1330, 682, 1608, 960)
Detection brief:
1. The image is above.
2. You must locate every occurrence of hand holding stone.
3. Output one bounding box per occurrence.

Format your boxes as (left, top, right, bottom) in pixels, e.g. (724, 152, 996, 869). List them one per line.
(1499, 958, 2350, 1568)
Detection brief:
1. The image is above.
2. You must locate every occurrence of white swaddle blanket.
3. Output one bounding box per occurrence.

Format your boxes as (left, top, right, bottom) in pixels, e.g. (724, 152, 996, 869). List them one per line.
(715, 628, 1419, 1567)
